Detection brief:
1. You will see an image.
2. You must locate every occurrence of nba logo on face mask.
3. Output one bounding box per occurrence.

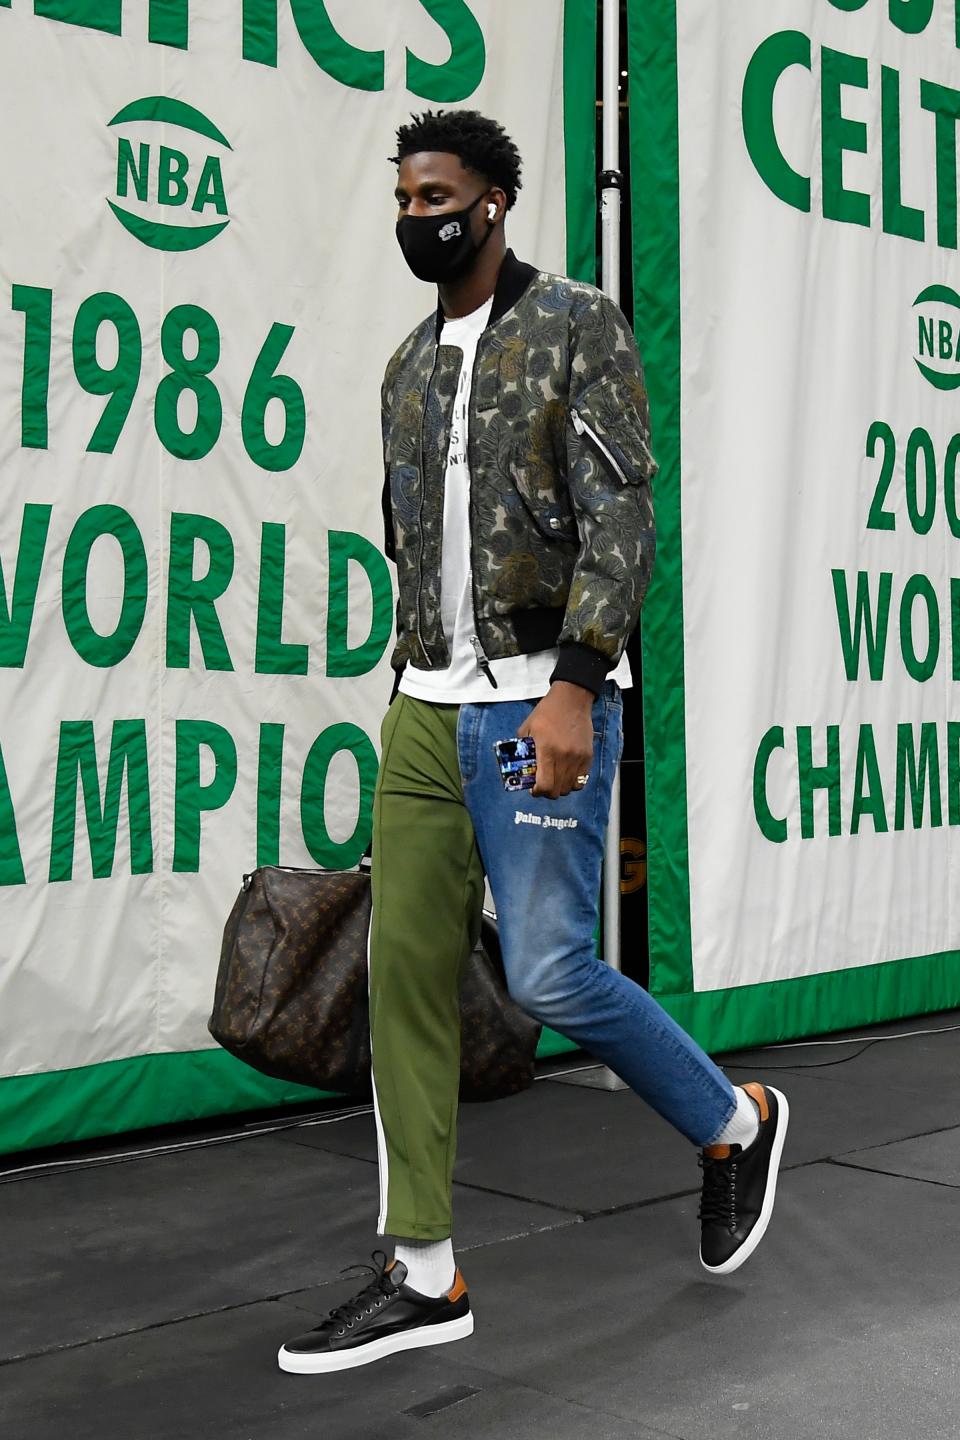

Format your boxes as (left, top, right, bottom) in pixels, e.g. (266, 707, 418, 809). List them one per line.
(438, 221, 462, 242)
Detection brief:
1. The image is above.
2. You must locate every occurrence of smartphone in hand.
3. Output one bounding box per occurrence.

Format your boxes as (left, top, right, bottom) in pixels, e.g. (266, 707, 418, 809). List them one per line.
(493, 737, 537, 792)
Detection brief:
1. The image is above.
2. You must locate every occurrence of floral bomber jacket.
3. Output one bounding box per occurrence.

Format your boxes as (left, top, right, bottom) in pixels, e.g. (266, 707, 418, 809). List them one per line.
(380, 249, 658, 696)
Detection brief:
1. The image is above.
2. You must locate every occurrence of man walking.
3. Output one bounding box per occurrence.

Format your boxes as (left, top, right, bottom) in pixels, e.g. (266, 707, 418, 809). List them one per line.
(279, 110, 788, 1375)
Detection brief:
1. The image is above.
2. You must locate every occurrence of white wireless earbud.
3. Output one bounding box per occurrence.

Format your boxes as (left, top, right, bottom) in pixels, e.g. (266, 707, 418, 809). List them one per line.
(487, 203, 497, 221)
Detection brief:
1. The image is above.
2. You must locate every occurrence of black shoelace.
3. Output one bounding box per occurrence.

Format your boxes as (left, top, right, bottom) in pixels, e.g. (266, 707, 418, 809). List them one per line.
(322, 1249, 397, 1334)
(698, 1154, 738, 1231)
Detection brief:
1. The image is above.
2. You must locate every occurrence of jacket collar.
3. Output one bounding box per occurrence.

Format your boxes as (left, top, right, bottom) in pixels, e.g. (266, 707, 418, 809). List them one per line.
(433, 249, 539, 341)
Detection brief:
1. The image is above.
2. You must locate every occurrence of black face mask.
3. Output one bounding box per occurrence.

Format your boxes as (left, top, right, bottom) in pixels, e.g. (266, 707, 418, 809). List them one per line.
(395, 190, 493, 284)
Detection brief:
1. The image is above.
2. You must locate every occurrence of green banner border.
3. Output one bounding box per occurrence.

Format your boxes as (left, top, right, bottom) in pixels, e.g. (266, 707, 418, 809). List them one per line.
(563, 0, 597, 283)
(0, 1050, 327, 1156)
(0, 6, 596, 1157)
(627, 0, 960, 1044)
(663, 949, 960, 1055)
(0, 1028, 576, 1156)
(628, 0, 693, 995)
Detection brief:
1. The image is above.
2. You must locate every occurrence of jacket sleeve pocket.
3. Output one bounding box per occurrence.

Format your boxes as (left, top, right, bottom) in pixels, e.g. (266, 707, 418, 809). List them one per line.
(570, 375, 657, 489)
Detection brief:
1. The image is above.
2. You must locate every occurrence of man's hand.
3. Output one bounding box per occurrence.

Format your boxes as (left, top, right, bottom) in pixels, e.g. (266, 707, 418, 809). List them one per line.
(517, 682, 595, 798)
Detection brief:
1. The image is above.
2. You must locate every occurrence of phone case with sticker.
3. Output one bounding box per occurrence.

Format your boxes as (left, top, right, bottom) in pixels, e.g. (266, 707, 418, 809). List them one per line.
(493, 737, 537, 792)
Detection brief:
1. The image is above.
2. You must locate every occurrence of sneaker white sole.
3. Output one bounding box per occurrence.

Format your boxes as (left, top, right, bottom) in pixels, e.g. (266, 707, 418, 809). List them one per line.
(700, 1087, 790, 1276)
(277, 1311, 475, 1374)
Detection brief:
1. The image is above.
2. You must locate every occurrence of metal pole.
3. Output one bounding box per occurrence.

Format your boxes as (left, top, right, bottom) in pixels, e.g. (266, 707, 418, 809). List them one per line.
(600, 0, 624, 984)
(600, 0, 622, 311)
(556, 0, 629, 1095)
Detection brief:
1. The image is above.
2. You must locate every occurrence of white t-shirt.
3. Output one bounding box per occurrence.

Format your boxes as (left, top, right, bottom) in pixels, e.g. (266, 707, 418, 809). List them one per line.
(399, 297, 632, 705)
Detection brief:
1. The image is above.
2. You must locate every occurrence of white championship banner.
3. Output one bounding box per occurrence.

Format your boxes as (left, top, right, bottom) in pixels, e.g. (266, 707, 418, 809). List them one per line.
(632, 0, 960, 1047)
(0, 0, 592, 1151)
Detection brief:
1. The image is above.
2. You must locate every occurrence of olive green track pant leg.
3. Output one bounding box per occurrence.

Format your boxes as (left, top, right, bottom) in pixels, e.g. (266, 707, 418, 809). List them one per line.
(369, 694, 485, 1241)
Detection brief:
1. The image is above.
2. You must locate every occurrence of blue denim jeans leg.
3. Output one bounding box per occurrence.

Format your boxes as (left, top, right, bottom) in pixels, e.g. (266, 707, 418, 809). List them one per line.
(457, 683, 736, 1147)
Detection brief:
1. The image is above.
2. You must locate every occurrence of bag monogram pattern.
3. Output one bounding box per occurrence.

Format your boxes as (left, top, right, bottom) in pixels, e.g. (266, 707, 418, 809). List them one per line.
(208, 865, 541, 1103)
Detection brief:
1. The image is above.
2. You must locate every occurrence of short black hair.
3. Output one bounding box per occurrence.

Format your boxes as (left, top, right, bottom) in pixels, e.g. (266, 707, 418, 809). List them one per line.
(391, 109, 522, 210)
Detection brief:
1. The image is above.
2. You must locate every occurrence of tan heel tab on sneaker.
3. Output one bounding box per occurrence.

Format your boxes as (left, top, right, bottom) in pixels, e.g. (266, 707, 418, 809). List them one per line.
(742, 1083, 770, 1122)
(704, 1142, 732, 1159)
(447, 1270, 468, 1303)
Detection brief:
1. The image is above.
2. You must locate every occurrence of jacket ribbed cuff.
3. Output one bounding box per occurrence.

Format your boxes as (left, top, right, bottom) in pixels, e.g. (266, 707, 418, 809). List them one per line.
(549, 642, 614, 698)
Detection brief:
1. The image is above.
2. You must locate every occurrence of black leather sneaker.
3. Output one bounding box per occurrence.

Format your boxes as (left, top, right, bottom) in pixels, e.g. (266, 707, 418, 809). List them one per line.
(278, 1250, 473, 1374)
(699, 1082, 789, 1275)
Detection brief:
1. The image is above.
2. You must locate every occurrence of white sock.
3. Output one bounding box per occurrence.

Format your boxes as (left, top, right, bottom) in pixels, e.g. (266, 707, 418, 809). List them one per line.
(392, 1237, 456, 1297)
(711, 1086, 760, 1150)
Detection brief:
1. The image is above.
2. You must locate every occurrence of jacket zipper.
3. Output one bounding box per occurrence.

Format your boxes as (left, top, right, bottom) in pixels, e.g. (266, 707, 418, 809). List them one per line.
(466, 330, 498, 689)
(571, 408, 631, 486)
(415, 346, 441, 667)
(470, 635, 498, 688)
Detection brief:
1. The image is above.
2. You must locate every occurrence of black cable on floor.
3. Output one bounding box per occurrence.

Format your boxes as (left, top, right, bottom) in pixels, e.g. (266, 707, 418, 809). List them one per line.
(728, 1040, 879, 1070)
(724, 1022, 960, 1070)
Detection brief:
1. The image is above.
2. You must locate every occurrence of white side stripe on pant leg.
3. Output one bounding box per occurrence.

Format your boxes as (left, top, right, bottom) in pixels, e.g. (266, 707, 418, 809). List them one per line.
(366, 919, 390, 1234)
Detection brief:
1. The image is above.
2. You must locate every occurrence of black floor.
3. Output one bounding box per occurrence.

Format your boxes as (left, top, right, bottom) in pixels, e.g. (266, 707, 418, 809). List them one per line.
(3, 1011, 960, 1440)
